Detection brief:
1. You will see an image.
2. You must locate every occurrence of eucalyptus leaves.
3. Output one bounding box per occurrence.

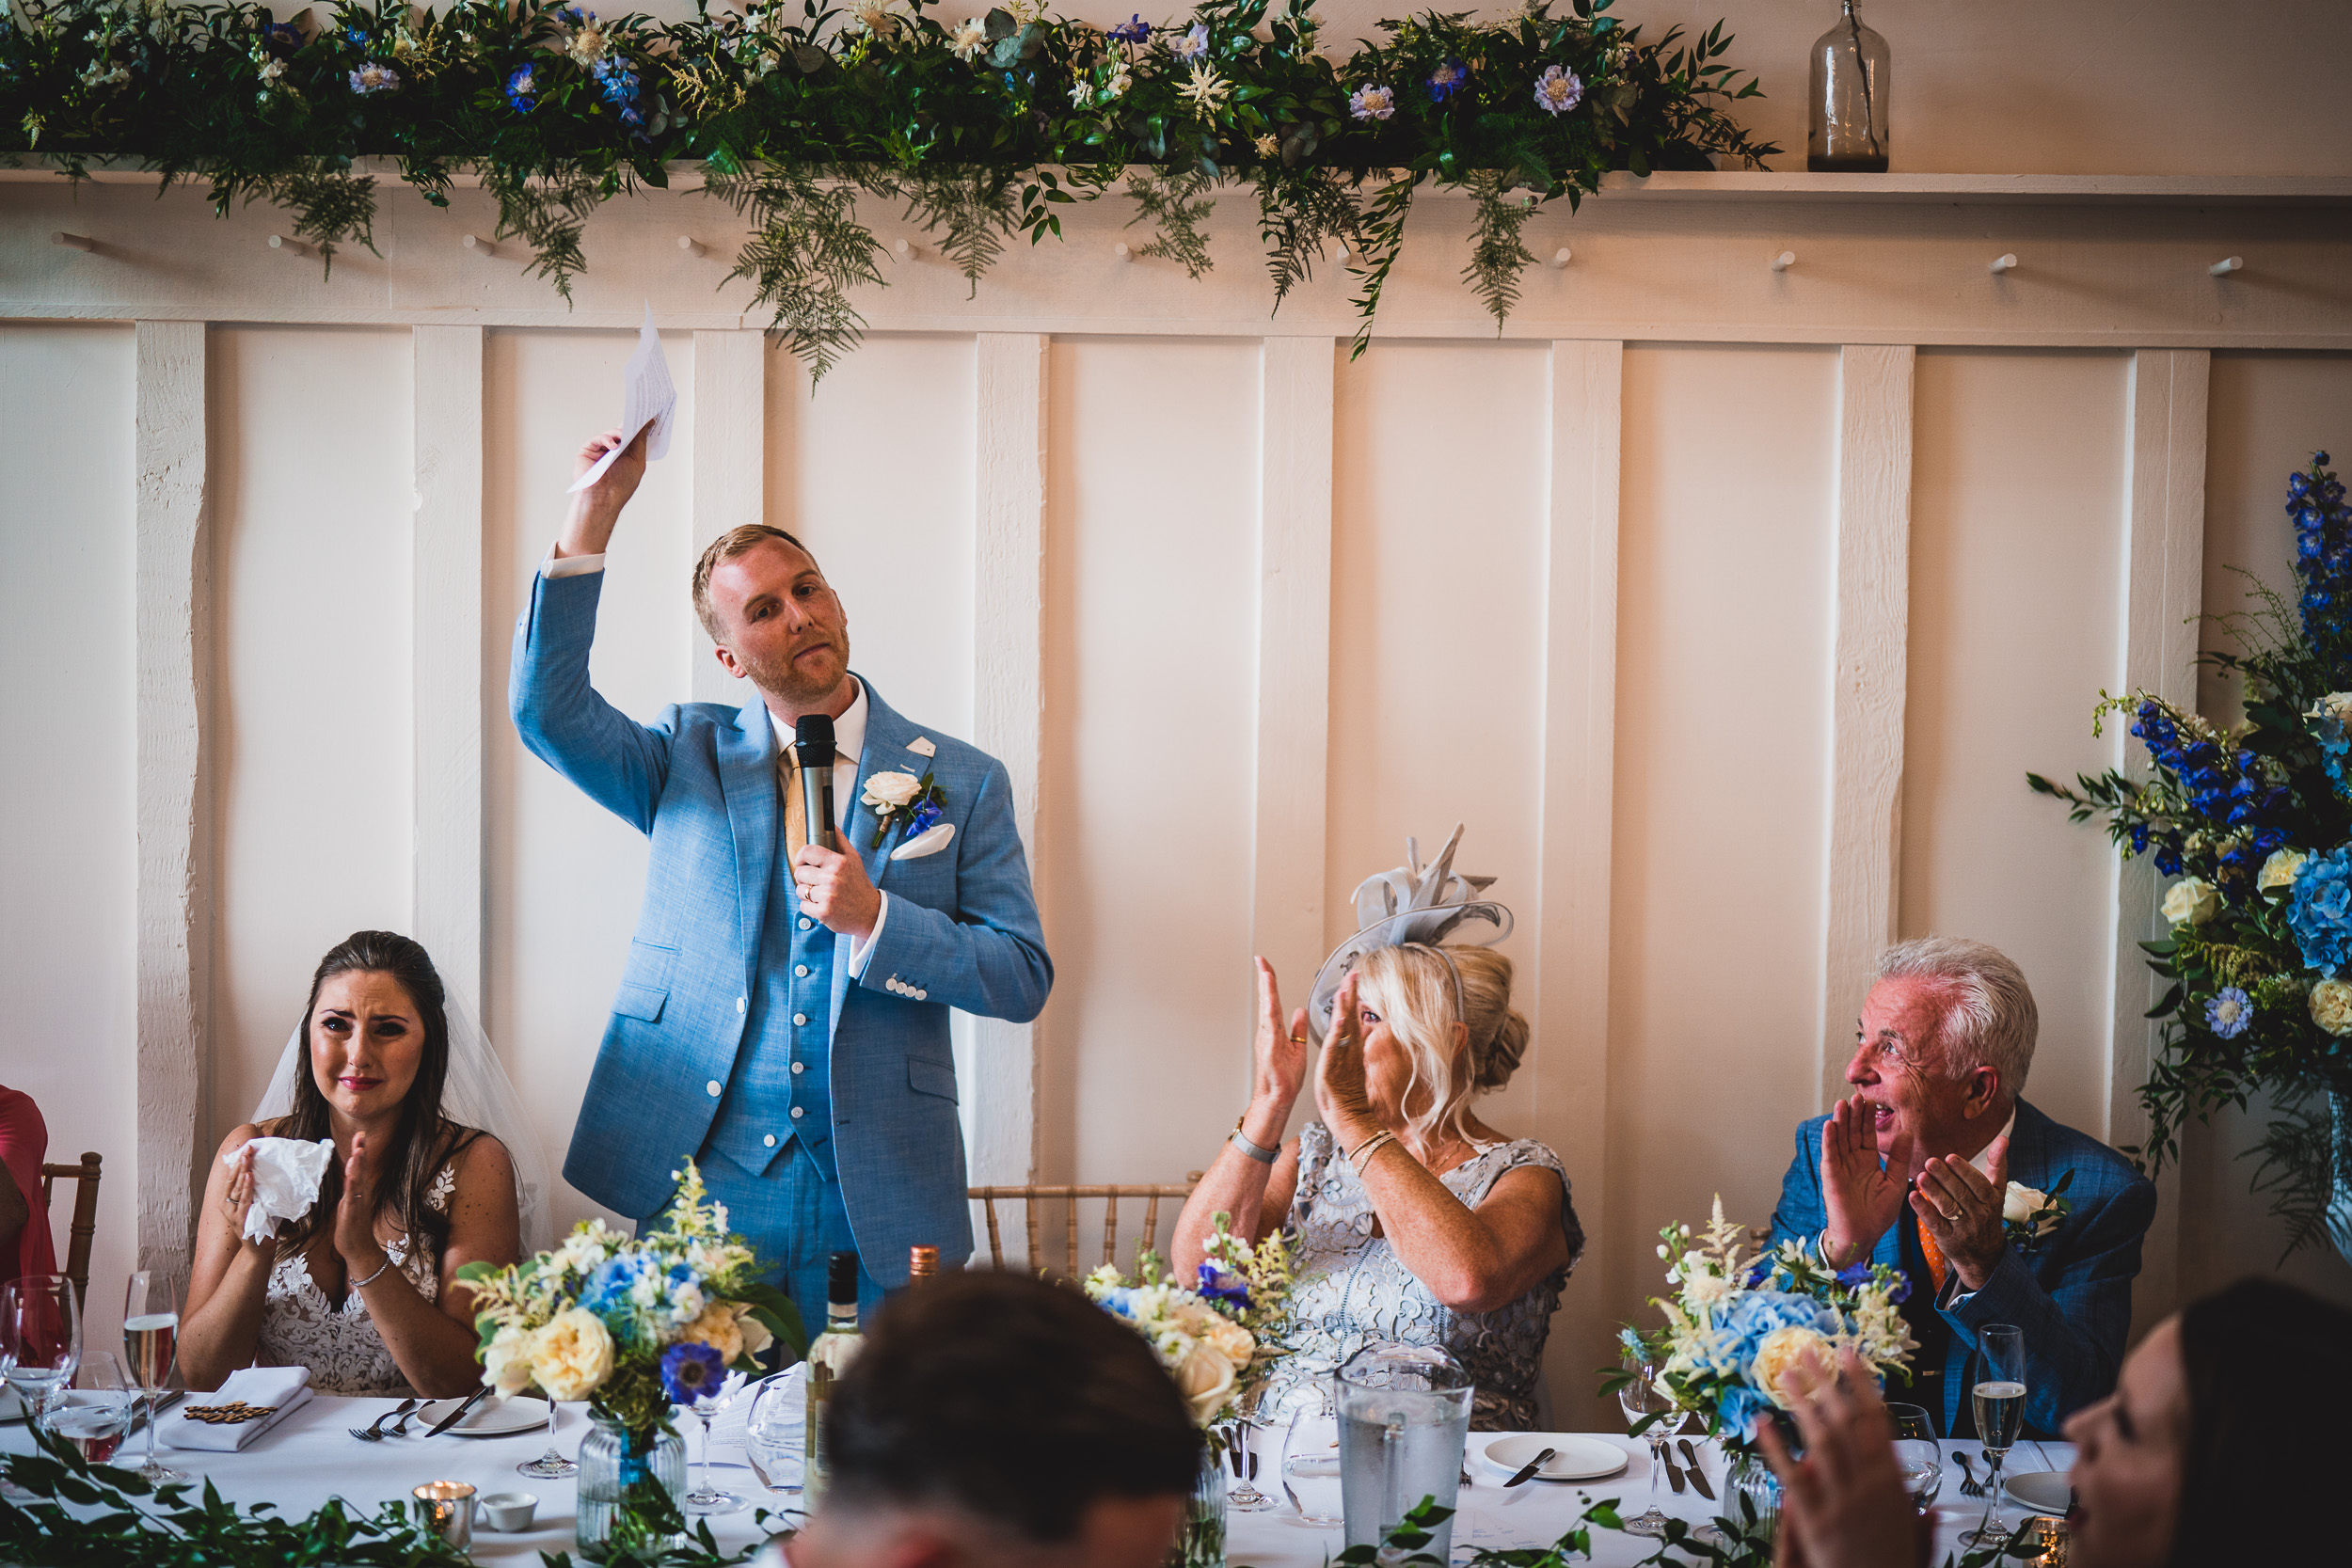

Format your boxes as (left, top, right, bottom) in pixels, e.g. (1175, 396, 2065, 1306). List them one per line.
(0, 0, 1773, 374)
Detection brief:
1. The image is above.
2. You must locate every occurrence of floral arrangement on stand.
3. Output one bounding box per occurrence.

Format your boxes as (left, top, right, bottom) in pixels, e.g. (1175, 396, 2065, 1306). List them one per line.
(1084, 1213, 1295, 1568)
(2031, 450, 2352, 1265)
(0, 0, 1774, 375)
(459, 1160, 806, 1560)
(1600, 1198, 1916, 1563)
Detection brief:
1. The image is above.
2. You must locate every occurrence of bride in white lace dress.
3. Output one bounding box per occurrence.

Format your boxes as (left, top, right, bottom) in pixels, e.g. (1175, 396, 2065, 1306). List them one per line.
(1173, 839, 1582, 1430)
(183, 932, 524, 1399)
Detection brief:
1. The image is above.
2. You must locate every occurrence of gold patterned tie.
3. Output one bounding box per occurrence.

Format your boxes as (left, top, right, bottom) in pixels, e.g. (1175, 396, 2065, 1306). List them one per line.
(780, 752, 812, 863)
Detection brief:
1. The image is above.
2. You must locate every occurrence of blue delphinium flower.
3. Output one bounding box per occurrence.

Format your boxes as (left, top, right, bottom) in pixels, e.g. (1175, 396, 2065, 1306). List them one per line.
(262, 21, 304, 56)
(1174, 22, 1210, 60)
(1107, 15, 1151, 44)
(505, 64, 537, 114)
(660, 1341, 728, 1405)
(1195, 1264, 1250, 1310)
(904, 798, 945, 838)
(2205, 987, 2254, 1039)
(2287, 847, 2352, 976)
(1426, 58, 1469, 103)
(1833, 1261, 1873, 1290)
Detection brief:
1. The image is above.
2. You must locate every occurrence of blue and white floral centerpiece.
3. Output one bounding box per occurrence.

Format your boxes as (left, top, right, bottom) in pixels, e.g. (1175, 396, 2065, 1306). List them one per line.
(2033, 450, 2352, 1264)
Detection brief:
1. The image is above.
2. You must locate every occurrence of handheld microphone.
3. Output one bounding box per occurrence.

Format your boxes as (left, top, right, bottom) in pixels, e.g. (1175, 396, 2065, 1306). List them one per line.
(793, 714, 838, 850)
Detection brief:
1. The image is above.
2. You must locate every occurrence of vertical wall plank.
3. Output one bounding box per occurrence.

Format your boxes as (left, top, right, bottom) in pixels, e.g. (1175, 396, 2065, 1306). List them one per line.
(413, 325, 485, 1014)
(969, 333, 1048, 1186)
(1251, 339, 1335, 973)
(1820, 344, 1917, 1105)
(1535, 338, 1623, 1422)
(135, 319, 208, 1275)
(692, 329, 767, 704)
(2113, 348, 2209, 1326)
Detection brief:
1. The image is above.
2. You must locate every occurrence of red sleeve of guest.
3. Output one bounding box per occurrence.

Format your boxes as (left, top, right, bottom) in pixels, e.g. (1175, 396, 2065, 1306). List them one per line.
(0, 1086, 59, 1283)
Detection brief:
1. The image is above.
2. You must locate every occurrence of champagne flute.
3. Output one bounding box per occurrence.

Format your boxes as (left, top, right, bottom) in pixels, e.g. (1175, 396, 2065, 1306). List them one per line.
(1223, 1418, 1273, 1511)
(0, 1275, 82, 1435)
(1885, 1402, 1942, 1514)
(1960, 1325, 2026, 1548)
(122, 1271, 185, 1484)
(516, 1397, 580, 1481)
(1616, 1351, 1678, 1539)
(679, 1376, 748, 1516)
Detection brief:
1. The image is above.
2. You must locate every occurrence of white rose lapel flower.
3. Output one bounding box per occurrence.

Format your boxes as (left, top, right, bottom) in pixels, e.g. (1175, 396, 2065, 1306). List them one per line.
(1999, 1171, 2074, 1253)
(862, 767, 951, 858)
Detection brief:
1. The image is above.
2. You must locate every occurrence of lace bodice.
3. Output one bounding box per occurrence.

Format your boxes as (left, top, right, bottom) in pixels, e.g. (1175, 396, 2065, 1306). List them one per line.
(253, 1163, 458, 1397)
(1257, 1122, 1584, 1432)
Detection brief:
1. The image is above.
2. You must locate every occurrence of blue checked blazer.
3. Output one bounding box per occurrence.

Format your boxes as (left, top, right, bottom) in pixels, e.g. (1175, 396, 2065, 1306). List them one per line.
(509, 570, 1051, 1283)
(1768, 1099, 2156, 1436)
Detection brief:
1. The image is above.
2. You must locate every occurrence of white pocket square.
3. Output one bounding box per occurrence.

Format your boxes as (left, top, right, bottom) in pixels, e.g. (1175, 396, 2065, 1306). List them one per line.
(891, 823, 955, 862)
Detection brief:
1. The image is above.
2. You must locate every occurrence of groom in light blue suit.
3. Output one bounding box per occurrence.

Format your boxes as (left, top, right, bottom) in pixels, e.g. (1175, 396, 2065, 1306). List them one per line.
(510, 428, 1051, 1319)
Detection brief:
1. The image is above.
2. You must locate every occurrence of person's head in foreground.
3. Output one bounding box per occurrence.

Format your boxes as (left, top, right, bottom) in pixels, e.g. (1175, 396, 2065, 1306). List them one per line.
(1758, 1276, 2352, 1568)
(779, 1269, 1202, 1568)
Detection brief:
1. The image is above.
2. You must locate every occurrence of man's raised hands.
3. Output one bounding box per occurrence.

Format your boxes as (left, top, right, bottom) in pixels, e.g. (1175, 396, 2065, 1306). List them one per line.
(1820, 1096, 1912, 1271)
(558, 425, 649, 560)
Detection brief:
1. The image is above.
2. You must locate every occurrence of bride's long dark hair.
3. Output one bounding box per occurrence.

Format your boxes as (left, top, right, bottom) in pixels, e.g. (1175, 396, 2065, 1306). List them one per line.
(263, 931, 463, 1268)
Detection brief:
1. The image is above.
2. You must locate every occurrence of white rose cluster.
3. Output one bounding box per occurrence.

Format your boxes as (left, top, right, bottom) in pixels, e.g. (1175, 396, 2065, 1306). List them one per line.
(2162, 876, 2219, 927)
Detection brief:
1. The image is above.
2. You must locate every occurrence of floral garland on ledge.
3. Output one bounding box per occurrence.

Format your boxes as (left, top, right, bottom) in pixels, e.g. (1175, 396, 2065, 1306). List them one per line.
(0, 0, 1775, 373)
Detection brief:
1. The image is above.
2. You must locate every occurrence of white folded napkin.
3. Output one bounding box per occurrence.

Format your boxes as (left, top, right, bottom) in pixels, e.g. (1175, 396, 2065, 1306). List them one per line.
(231, 1137, 335, 1243)
(160, 1367, 313, 1451)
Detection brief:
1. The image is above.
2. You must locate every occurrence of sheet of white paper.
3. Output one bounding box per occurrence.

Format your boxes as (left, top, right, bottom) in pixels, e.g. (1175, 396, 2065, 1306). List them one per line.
(567, 303, 677, 493)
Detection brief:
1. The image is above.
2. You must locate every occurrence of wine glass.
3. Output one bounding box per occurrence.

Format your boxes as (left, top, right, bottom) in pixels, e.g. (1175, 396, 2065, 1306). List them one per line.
(1616, 1350, 1682, 1538)
(122, 1271, 184, 1484)
(1278, 1391, 1343, 1527)
(1961, 1325, 2026, 1548)
(53, 1352, 135, 1465)
(678, 1375, 749, 1516)
(1, 1275, 82, 1435)
(1886, 1402, 1941, 1514)
(1222, 1417, 1273, 1511)
(516, 1399, 580, 1481)
(744, 1370, 804, 1501)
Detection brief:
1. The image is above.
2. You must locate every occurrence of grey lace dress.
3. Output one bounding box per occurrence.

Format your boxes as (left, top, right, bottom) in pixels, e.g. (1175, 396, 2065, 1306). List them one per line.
(1258, 1121, 1585, 1432)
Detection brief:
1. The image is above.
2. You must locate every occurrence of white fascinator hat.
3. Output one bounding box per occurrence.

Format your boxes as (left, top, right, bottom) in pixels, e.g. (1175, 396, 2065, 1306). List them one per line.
(1306, 823, 1514, 1042)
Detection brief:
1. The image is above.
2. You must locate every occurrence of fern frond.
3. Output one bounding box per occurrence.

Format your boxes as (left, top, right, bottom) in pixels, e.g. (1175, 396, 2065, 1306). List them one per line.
(1125, 169, 1218, 280)
(706, 165, 885, 383)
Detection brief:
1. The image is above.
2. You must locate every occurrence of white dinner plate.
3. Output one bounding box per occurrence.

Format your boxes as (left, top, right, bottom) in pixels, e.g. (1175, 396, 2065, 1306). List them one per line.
(411, 1391, 550, 1439)
(2004, 1470, 2073, 1517)
(0, 1386, 24, 1425)
(1480, 1433, 1630, 1482)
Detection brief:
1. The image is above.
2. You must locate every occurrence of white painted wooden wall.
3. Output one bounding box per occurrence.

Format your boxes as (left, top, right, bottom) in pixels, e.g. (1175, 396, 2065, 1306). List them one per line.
(7, 175, 2352, 1421)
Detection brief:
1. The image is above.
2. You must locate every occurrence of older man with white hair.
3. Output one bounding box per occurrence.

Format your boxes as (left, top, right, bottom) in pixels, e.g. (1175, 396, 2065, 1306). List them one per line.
(1769, 937, 2156, 1438)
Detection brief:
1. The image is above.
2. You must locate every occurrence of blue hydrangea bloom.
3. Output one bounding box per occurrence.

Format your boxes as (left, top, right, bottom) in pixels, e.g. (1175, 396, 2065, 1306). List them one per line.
(2205, 987, 2254, 1039)
(581, 1255, 648, 1322)
(660, 1341, 728, 1405)
(2287, 847, 2352, 976)
(1093, 1285, 1138, 1319)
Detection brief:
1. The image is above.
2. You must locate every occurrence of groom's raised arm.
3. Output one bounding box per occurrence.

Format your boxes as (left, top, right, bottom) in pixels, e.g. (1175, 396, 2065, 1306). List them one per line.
(508, 429, 677, 834)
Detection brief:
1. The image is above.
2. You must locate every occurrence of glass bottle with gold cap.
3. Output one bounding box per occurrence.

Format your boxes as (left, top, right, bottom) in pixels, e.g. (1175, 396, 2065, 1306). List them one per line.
(907, 1244, 939, 1281)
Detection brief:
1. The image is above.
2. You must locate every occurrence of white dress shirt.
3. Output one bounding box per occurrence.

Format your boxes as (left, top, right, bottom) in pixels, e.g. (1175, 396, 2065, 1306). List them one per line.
(542, 546, 888, 972)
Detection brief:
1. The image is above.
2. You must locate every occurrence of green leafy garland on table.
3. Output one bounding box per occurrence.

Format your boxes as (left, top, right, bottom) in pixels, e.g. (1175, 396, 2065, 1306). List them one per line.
(0, 0, 1775, 374)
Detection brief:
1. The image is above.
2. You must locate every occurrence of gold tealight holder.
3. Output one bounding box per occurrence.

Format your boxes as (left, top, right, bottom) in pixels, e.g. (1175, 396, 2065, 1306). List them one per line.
(2018, 1513, 2069, 1565)
(412, 1480, 477, 1551)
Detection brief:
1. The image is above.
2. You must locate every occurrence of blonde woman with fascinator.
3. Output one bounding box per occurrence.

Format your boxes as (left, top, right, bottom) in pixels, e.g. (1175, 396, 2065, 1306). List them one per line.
(1171, 831, 1584, 1431)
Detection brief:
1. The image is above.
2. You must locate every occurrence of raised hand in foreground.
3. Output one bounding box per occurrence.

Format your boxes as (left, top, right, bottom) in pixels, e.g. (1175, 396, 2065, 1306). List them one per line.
(1756, 1345, 1931, 1568)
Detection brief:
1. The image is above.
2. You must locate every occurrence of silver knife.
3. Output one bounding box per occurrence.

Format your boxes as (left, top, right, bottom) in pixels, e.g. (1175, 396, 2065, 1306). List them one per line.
(1502, 1447, 1557, 1488)
(421, 1385, 494, 1437)
(1678, 1438, 1715, 1500)
(1661, 1443, 1687, 1494)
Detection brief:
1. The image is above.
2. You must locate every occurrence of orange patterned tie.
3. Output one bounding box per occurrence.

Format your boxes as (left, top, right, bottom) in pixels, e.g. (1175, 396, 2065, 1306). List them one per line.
(1915, 1210, 1950, 1294)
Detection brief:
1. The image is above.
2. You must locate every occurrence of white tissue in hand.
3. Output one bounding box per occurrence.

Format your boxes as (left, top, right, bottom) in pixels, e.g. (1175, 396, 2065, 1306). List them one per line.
(231, 1137, 336, 1243)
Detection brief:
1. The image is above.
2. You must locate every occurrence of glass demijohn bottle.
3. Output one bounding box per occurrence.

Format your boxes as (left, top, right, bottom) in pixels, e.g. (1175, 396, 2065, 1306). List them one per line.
(801, 1251, 864, 1510)
(1808, 0, 1890, 173)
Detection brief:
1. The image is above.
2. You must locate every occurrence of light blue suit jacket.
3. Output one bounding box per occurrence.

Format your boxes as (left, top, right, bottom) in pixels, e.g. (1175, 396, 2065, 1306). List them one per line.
(509, 570, 1051, 1284)
(1769, 1099, 2155, 1436)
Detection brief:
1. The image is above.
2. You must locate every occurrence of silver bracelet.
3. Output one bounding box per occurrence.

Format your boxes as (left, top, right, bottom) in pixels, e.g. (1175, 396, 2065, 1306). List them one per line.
(1347, 1130, 1399, 1175)
(350, 1255, 395, 1291)
(1229, 1117, 1279, 1165)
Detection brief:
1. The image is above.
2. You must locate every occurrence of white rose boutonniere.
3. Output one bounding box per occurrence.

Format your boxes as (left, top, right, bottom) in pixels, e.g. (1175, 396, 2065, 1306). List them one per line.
(1999, 1173, 2073, 1252)
(2161, 877, 2219, 927)
(862, 768, 946, 851)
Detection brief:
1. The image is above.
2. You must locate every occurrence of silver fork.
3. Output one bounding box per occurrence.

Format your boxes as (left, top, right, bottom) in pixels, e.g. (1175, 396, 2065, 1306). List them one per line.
(1955, 1450, 1985, 1497)
(349, 1398, 419, 1442)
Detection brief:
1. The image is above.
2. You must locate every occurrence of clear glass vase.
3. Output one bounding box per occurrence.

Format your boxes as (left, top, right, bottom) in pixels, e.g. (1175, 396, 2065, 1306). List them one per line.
(1808, 0, 1891, 173)
(576, 1410, 688, 1562)
(1725, 1445, 1784, 1545)
(1170, 1444, 1228, 1568)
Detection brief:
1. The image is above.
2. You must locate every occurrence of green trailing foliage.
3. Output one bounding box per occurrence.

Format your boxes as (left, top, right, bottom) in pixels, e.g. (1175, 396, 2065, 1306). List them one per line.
(0, 0, 1774, 374)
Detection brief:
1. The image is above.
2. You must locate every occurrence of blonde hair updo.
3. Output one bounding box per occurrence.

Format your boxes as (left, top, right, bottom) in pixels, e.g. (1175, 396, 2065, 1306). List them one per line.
(1346, 943, 1531, 1149)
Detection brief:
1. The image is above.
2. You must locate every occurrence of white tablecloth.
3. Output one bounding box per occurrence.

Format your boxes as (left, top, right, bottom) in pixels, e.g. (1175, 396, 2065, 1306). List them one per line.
(3, 1396, 2074, 1565)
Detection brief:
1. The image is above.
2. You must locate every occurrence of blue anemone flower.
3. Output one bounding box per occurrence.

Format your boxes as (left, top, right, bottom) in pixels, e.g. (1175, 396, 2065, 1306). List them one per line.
(660, 1341, 728, 1405)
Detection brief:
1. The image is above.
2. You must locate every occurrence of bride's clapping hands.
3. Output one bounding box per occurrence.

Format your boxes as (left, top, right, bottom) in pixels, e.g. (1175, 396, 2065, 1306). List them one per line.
(334, 1132, 391, 1282)
(221, 1144, 269, 1255)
